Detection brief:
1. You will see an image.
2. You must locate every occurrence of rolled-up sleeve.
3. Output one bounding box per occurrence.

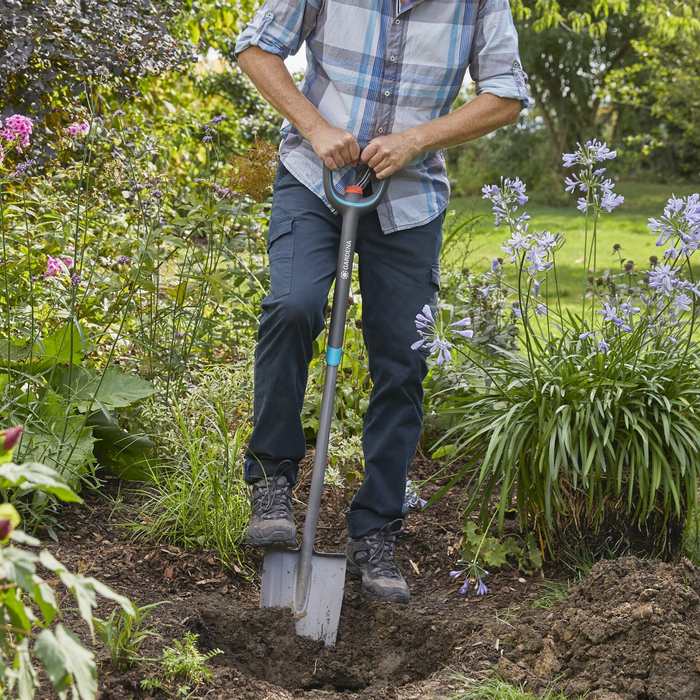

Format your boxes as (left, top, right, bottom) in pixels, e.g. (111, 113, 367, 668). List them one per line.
(468, 0, 530, 110)
(234, 0, 322, 62)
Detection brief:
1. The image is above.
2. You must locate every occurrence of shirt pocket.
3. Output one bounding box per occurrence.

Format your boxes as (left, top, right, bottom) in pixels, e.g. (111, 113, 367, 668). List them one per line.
(267, 216, 295, 299)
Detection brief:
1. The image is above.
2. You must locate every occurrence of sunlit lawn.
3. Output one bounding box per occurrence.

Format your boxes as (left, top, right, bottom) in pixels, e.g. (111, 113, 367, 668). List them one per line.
(448, 182, 700, 313)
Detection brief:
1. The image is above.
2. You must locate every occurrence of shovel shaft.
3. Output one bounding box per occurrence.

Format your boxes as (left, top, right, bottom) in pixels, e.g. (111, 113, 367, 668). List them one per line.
(294, 199, 362, 611)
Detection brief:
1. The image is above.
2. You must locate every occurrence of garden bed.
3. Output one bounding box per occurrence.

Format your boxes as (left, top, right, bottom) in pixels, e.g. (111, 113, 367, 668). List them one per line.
(33, 458, 700, 700)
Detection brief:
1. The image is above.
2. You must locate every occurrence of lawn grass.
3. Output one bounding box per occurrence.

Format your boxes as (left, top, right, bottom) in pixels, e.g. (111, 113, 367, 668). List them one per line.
(447, 182, 700, 313)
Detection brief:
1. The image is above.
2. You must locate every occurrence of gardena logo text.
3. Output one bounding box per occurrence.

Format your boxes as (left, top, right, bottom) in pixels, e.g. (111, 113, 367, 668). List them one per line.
(340, 240, 352, 279)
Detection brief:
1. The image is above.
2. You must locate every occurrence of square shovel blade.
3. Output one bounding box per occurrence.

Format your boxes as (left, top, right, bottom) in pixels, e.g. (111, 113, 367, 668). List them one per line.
(260, 546, 347, 646)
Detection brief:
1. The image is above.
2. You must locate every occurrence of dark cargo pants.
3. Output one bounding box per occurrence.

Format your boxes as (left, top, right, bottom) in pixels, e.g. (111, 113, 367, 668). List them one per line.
(244, 160, 444, 537)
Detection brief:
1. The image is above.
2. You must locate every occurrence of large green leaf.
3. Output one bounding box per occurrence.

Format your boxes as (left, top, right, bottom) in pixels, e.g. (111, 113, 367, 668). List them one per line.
(0, 462, 81, 503)
(34, 323, 89, 366)
(86, 410, 156, 480)
(39, 551, 135, 638)
(15, 638, 38, 700)
(0, 547, 39, 593)
(34, 630, 71, 699)
(55, 625, 98, 700)
(54, 366, 155, 413)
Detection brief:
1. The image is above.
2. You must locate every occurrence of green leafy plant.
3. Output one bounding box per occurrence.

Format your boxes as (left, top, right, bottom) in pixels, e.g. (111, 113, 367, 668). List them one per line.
(1, 82, 271, 528)
(450, 674, 588, 700)
(529, 580, 570, 610)
(95, 601, 167, 670)
(132, 358, 253, 572)
(141, 632, 222, 697)
(324, 429, 364, 488)
(0, 426, 135, 700)
(424, 142, 700, 562)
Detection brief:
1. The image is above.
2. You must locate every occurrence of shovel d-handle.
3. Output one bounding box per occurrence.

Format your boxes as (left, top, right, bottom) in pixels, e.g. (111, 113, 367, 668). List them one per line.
(292, 161, 391, 615)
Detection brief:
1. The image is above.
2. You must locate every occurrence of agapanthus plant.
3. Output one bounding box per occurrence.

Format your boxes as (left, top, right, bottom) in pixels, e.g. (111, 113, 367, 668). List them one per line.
(417, 141, 700, 561)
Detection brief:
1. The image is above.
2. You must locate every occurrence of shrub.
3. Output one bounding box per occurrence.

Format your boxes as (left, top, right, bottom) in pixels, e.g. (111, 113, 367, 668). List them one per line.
(0, 0, 195, 119)
(422, 140, 700, 561)
(1, 90, 271, 525)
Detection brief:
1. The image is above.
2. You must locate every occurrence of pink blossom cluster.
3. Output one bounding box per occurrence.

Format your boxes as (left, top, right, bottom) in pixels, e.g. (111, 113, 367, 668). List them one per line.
(44, 256, 74, 277)
(1, 115, 33, 152)
(66, 120, 90, 137)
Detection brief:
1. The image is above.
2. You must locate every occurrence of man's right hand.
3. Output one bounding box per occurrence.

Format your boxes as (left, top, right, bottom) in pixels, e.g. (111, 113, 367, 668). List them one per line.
(307, 123, 361, 171)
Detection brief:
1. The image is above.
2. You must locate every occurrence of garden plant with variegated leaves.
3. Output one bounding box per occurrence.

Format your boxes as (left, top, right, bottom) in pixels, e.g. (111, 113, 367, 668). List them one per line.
(0, 426, 135, 700)
(416, 140, 700, 571)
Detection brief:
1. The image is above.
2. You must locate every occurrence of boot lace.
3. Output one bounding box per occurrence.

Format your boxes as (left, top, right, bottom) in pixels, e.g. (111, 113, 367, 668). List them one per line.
(252, 476, 292, 521)
(362, 520, 403, 579)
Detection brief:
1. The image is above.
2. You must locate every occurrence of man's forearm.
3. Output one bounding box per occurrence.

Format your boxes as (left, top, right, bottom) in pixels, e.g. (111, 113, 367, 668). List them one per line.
(406, 93, 522, 154)
(236, 46, 327, 141)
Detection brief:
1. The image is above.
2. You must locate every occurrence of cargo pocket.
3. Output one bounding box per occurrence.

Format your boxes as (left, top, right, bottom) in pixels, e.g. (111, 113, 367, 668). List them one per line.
(267, 216, 294, 299)
(424, 263, 441, 312)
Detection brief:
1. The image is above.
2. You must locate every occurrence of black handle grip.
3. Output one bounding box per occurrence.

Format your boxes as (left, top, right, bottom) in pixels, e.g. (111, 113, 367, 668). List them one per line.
(322, 139, 390, 214)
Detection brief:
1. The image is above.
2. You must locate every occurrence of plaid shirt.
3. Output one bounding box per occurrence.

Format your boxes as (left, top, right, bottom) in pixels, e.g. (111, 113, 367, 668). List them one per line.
(235, 0, 529, 233)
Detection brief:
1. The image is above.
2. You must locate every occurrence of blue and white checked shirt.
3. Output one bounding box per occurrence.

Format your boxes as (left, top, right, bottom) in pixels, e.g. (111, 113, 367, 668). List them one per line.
(235, 0, 529, 233)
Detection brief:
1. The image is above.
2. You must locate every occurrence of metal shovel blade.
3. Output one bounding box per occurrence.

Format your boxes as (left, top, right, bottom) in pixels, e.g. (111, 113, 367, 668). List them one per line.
(261, 546, 347, 646)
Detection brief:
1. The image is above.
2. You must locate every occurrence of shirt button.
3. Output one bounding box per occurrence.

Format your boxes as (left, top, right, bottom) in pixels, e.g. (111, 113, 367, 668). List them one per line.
(390, 55, 396, 61)
(384, 90, 390, 97)
(265, 11, 273, 17)
(378, 127, 384, 133)
(394, 18, 401, 24)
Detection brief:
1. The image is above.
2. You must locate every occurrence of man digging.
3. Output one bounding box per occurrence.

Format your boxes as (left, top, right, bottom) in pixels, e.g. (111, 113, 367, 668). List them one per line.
(235, 0, 528, 604)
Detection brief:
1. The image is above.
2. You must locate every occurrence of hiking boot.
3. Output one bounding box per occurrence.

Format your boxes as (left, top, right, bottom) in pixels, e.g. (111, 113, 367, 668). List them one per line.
(245, 474, 296, 547)
(346, 520, 410, 604)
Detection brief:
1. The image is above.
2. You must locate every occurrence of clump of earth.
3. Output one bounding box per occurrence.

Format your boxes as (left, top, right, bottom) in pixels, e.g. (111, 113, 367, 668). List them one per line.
(498, 557, 700, 700)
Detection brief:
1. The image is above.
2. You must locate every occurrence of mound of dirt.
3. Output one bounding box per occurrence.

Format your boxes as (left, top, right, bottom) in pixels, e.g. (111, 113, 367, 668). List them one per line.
(190, 588, 456, 693)
(498, 557, 700, 700)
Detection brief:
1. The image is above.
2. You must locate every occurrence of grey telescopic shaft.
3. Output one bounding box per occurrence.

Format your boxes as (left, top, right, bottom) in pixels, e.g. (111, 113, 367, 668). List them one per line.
(294, 194, 362, 612)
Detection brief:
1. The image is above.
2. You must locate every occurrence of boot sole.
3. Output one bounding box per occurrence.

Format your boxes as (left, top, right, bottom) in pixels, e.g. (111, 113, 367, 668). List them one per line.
(246, 532, 297, 548)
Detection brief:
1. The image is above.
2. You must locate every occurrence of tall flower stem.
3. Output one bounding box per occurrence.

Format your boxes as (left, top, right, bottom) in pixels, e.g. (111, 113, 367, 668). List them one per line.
(581, 187, 592, 324)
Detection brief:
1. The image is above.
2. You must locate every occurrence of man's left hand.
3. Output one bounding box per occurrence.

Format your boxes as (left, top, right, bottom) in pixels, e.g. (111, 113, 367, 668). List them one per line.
(359, 131, 422, 179)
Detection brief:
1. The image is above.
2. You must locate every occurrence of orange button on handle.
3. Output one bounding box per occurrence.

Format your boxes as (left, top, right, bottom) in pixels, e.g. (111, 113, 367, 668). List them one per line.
(344, 185, 364, 194)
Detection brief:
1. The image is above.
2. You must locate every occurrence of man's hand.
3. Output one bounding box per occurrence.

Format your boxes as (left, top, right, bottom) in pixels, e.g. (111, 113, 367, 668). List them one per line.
(360, 132, 422, 180)
(308, 123, 361, 171)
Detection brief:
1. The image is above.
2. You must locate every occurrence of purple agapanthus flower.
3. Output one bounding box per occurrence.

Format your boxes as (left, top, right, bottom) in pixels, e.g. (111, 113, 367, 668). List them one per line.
(673, 293, 692, 314)
(483, 177, 530, 227)
(600, 189, 625, 213)
(451, 565, 490, 596)
(450, 316, 474, 339)
(411, 305, 473, 364)
(404, 480, 427, 509)
(525, 244, 553, 275)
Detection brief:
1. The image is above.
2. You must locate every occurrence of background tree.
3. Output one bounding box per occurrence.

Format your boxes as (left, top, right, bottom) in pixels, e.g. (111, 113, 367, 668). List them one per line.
(0, 0, 196, 119)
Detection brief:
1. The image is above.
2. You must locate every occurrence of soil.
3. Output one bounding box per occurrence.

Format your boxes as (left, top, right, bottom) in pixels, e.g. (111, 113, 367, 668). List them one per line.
(497, 557, 700, 700)
(30, 456, 700, 700)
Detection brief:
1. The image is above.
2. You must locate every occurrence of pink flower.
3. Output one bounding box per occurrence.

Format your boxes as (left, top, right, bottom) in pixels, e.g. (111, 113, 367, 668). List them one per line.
(44, 256, 64, 277)
(67, 120, 90, 137)
(0, 115, 33, 151)
(1, 425, 24, 451)
(61, 256, 74, 268)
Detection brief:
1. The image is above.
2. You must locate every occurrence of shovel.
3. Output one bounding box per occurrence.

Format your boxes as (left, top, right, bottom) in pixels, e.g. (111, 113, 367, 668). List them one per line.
(260, 149, 391, 646)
